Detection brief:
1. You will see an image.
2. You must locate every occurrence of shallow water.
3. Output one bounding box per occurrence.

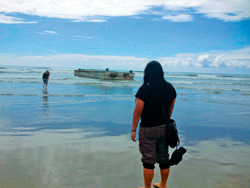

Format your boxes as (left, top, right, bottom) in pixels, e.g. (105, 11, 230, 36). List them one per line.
(0, 66, 249, 187)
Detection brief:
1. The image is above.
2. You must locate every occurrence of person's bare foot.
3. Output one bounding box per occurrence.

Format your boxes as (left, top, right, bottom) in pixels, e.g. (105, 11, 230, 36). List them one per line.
(153, 183, 167, 188)
(153, 183, 160, 188)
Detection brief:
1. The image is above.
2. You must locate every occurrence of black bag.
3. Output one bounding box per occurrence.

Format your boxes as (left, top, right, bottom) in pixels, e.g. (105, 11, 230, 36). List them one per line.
(161, 104, 186, 167)
(166, 119, 180, 148)
(161, 105, 180, 148)
(161, 105, 186, 166)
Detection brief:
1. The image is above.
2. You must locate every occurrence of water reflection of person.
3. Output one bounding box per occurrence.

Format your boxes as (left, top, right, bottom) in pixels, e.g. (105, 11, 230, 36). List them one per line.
(42, 89, 49, 109)
(131, 61, 177, 188)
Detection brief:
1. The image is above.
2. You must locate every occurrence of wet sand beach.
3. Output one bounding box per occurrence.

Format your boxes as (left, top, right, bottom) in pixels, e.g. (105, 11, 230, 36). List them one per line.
(0, 67, 250, 187)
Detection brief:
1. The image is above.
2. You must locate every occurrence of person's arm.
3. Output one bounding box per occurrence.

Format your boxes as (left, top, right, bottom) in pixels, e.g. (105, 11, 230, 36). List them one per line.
(169, 98, 176, 118)
(131, 98, 144, 142)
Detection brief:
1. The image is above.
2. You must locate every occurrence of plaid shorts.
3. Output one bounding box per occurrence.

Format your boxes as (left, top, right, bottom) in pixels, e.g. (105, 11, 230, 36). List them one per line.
(139, 124, 169, 165)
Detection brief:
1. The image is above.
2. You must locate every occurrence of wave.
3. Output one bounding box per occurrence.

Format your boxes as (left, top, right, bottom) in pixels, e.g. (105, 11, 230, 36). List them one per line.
(0, 67, 73, 75)
(171, 81, 194, 84)
(0, 79, 141, 88)
(0, 80, 40, 84)
(175, 85, 250, 92)
(184, 74, 198, 77)
(0, 93, 86, 97)
(178, 98, 248, 106)
(197, 74, 217, 78)
(204, 91, 222, 94)
(221, 75, 234, 78)
(166, 73, 250, 81)
(0, 70, 42, 74)
(0, 78, 249, 92)
(1, 67, 250, 93)
(2, 67, 250, 82)
(172, 81, 250, 86)
(0, 93, 133, 98)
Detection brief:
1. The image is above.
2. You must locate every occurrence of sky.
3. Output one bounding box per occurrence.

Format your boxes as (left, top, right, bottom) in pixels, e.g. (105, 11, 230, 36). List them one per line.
(0, 0, 250, 74)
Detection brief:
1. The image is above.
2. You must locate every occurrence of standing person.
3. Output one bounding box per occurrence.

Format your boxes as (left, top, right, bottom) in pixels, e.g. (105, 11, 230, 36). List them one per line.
(42, 70, 50, 89)
(131, 61, 176, 188)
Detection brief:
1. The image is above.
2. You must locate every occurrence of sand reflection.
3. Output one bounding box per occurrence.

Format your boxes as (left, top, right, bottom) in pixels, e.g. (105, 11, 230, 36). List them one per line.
(0, 130, 142, 188)
(0, 130, 249, 188)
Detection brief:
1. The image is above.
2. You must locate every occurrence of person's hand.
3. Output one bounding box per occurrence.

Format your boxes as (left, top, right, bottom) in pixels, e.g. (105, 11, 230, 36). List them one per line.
(131, 131, 137, 142)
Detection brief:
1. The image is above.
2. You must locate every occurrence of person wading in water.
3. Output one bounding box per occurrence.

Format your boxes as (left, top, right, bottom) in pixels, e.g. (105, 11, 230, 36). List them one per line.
(42, 70, 50, 89)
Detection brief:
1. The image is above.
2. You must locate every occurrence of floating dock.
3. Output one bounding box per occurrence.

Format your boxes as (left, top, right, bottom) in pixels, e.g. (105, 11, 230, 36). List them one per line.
(74, 68, 135, 80)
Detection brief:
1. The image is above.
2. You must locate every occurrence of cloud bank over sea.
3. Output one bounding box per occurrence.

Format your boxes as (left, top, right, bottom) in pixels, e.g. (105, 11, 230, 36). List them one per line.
(1, 47, 250, 73)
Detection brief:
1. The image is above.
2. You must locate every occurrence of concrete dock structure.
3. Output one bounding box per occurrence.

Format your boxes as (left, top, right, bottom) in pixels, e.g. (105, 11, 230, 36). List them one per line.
(74, 68, 135, 80)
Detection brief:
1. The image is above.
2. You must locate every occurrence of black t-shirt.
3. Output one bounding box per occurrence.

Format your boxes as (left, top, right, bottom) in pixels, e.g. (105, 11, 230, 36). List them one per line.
(135, 82, 176, 127)
(43, 73, 49, 79)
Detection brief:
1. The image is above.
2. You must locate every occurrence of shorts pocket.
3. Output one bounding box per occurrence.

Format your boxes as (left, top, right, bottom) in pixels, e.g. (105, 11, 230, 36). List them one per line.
(144, 129, 156, 138)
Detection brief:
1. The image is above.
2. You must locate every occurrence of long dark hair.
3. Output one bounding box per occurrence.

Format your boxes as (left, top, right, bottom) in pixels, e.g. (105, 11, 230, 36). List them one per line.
(143, 61, 167, 103)
(143, 61, 165, 86)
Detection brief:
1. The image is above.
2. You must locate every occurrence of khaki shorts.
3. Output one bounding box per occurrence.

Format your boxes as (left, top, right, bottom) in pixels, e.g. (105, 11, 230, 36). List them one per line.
(139, 124, 169, 165)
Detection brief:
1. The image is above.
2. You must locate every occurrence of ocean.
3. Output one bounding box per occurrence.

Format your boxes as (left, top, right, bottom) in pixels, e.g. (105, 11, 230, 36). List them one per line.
(0, 66, 249, 188)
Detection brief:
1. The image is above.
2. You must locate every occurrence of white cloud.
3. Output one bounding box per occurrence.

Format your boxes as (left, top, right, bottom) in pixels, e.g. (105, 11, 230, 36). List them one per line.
(159, 47, 250, 69)
(44, 30, 58, 35)
(1, 47, 250, 71)
(72, 17, 107, 23)
(37, 30, 59, 35)
(162, 14, 193, 22)
(194, 0, 250, 21)
(73, 35, 93, 39)
(0, 13, 36, 24)
(0, 0, 249, 23)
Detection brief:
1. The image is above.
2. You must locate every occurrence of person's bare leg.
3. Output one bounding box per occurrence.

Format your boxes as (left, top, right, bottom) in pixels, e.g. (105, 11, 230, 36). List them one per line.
(153, 168, 170, 188)
(140, 168, 154, 188)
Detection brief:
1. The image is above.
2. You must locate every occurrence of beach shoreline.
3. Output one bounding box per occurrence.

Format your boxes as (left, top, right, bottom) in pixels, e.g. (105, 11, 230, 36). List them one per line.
(0, 66, 249, 187)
